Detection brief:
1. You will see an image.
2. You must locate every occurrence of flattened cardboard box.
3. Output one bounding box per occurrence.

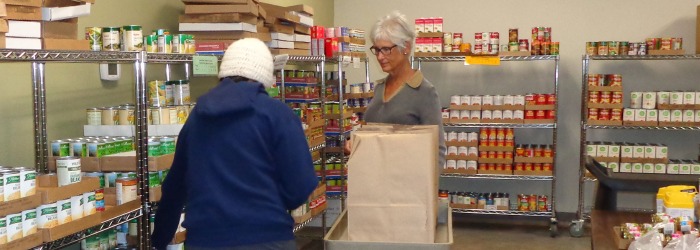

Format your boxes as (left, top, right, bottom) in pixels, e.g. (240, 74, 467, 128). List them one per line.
(286, 4, 313, 16)
(184, 2, 258, 16)
(0, 19, 7, 32)
(6, 4, 42, 20)
(36, 177, 100, 203)
(0, 232, 42, 250)
(179, 13, 257, 24)
(41, 212, 101, 242)
(0, 3, 6, 17)
(190, 31, 271, 41)
(5, 0, 41, 7)
(42, 38, 88, 50)
(42, 18, 77, 38)
(42, 0, 82, 7)
(0, 193, 42, 217)
(182, 0, 250, 4)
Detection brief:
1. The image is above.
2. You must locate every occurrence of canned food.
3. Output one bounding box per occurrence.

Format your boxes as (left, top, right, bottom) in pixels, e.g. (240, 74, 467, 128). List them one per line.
(518, 39, 529, 52)
(158, 34, 173, 53)
(56, 157, 81, 187)
(588, 91, 600, 103)
(117, 106, 135, 126)
(70, 195, 83, 220)
(21, 209, 36, 237)
(95, 189, 105, 212)
(101, 27, 121, 51)
(122, 25, 143, 51)
(36, 203, 58, 229)
(173, 34, 188, 54)
(599, 109, 611, 120)
(588, 108, 599, 120)
(13, 167, 35, 198)
(597, 41, 608, 55)
(148, 80, 167, 107)
(101, 107, 118, 125)
(600, 91, 611, 104)
(85, 27, 102, 51)
(116, 177, 138, 205)
(518, 194, 529, 211)
(5, 213, 21, 242)
(145, 34, 158, 53)
(86, 108, 101, 125)
(586, 42, 598, 55)
(537, 195, 548, 212)
(83, 191, 96, 216)
(56, 199, 72, 224)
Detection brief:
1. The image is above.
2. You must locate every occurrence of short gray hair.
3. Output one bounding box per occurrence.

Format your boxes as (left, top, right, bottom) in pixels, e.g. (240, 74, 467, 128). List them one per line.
(370, 11, 415, 50)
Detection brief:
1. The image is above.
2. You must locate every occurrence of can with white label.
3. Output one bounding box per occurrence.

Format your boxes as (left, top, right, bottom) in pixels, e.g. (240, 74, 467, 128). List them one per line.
(83, 191, 96, 216)
(460, 95, 470, 106)
(0, 216, 6, 244)
(56, 157, 81, 187)
(13, 167, 35, 198)
(21, 209, 36, 237)
(470, 110, 481, 119)
(671, 110, 683, 122)
(56, 199, 72, 225)
(457, 132, 468, 142)
(684, 110, 695, 122)
(450, 95, 461, 105)
(5, 213, 21, 242)
(683, 92, 696, 105)
(482, 110, 492, 119)
(447, 132, 458, 142)
(471, 96, 483, 105)
(659, 110, 671, 122)
(657, 92, 670, 105)
(2, 171, 20, 202)
(36, 203, 58, 229)
(629, 92, 642, 108)
(70, 195, 84, 221)
(642, 92, 656, 109)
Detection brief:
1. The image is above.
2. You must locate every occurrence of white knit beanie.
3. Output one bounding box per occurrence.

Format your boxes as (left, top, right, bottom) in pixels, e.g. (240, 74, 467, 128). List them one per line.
(218, 38, 275, 88)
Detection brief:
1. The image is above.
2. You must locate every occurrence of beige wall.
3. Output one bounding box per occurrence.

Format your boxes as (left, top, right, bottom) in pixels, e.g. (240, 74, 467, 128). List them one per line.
(335, 0, 700, 213)
(0, 0, 332, 167)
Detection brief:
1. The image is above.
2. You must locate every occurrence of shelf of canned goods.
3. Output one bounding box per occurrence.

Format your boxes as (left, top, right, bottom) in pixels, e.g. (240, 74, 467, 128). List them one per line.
(42, 207, 143, 249)
(574, 53, 700, 238)
(414, 55, 560, 237)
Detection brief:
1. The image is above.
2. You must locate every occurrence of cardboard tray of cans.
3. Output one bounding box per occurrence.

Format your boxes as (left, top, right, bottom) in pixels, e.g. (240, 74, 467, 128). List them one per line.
(448, 104, 481, 111)
(477, 169, 512, 175)
(588, 103, 624, 109)
(450, 203, 477, 209)
(47, 157, 100, 172)
(589, 86, 623, 92)
(524, 119, 555, 124)
(0, 232, 42, 250)
(658, 121, 700, 127)
(620, 158, 668, 164)
(443, 168, 477, 175)
(623, 121, 659, 127)
(445, 155, 478, 161)
(0, 194, 42, 218)
(479, 146, 514, 152)
(482, 118, 524, 124)
(416, 32, 443, 38)
(447, 118, 481, 124)
(47, 154, 174, 172)
(524, 104, 555, 110)
(593, 157, 620, 163)
(101, 200, 141, 222)
(481, 104, 524, 111)
(514, 157, 554, 164)
(37, 176, 100, 204)
(445, 141, 478, 147)
(648, 49, 685, 55)
(657, 104, 699, 110)
(41, 212, 101, 242)
(587, 119, 623, 126)
(413, 52, 443, 57)
(499, 51, 531, 57)
(293, 211, 312, 224)
(513, 170, 553, 176)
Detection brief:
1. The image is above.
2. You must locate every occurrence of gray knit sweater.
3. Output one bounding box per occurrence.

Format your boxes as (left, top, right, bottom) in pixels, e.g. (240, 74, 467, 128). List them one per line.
(364, 70, 447, 170)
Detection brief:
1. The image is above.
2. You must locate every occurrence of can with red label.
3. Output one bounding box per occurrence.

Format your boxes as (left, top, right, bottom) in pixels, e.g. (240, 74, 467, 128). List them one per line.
(525, 94, 536, 105)
(496, 139, 505, 147)
(487, 151, 496, 159)
(534, 163, 543, 171)
(487, 164, 496, 170)
(610, 74, 622, 86)
(531, 40, 541, 55)
(479, 163, 487, 170)
(524, 163, 534, 171)
(588, 91, 600, 103)
(519, 39, 529, 51)
(515, 162, 524, 171)
(475, 32, 483, 41)
(519, 194, 530, 211)
(587, 74, 599, 86)
(611, 92, 623, 104)
(505, 151, 513, 159)
(600, 91, 611, 104)
(543, 145, 553, 158)
(543, 163, 553, 171)
(535, 110, 546, 119)
(474, 44, 483, 54)
(588, 108, 599, 120)
(599, 109, 611, 120)
(496, 164, 505, 171)
(528, 194, 538, 211)
(546, 110, 556, 119)
(535, 94, 547, 105)
(479, 151, 488, 158)
(525, 110, 535, 119)
(546, 94, 556, 105)
(496, 151, 504, 159)
(611, 109, 622, 121)
(537, 195, 548, 212)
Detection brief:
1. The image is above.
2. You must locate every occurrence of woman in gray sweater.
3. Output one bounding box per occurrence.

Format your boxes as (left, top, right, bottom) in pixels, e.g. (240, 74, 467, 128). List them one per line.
(353, 10, 446, 170)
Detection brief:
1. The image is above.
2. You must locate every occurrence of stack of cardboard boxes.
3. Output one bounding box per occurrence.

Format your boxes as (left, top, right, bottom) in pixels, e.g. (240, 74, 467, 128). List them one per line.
(178, 0, 313, 55)
(0, 0, 92, 50)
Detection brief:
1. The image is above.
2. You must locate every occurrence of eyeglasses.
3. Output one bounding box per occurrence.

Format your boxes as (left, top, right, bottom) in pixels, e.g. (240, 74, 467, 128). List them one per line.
(369, 45, 398, 55)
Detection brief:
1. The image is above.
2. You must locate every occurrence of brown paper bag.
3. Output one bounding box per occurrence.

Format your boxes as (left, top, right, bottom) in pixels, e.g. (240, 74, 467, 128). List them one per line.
(346, 124, 439, 243)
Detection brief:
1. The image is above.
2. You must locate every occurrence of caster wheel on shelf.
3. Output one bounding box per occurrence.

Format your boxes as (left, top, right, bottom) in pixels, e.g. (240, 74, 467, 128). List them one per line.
(549, 218, 559, 237)
(569, 219, 585, 237)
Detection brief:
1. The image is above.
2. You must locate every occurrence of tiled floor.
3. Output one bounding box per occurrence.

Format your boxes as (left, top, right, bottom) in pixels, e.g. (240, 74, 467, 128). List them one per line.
(297, 215, 592, 250)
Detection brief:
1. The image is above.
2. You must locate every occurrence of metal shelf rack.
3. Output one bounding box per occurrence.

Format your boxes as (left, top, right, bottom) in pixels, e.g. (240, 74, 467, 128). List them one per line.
(453, 209, 554, 217)
(574, 54, 700, 237)
(444, 123, 556, 129)
(441, 173, 554, 181)
(414, 55, 560, 237)
(0, 49, 149, 249)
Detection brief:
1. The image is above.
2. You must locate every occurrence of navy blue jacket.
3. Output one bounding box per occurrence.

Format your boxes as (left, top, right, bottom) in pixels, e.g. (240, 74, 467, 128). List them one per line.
(151, 79, 318, 249)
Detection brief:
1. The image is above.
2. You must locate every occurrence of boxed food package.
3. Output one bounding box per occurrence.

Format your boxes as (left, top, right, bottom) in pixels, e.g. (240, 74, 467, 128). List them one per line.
(347, 124, 439, 244)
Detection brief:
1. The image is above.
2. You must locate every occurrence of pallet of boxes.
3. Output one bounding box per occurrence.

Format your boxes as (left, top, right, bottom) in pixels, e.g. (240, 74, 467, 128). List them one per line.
(0, 0, 92, 50)
(179, 0, 314, 56)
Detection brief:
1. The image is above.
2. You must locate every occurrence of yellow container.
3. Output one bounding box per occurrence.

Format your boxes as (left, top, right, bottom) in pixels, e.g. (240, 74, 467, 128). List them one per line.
(663, 191, 697, 220)
(656, 185, 696, 212)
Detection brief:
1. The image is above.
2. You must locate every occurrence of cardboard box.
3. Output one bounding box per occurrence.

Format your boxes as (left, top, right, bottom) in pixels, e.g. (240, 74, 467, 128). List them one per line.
(294, 23, 310, 34)
(513, 156, 554, 164)
(42, 18, 78, 39)
(0, 3, 6, 17)
(258, 2, 298, 23)
(325, 209, 452, 250)
(36, 177, 100, 203)
(41, 212, 101, 242)
(269, 48, 309, 56)
(189, 31, 270, 41)
(149, 186, 162, 202)
(5, 0, 41, 7)
(4, 36, 41, 49)
(42, 3, 91, 21)
(182, 0, 250, 3)
(42, 38, 88, 50)
(0, 232, 42, 250)
(42, 0, 83, 7)
(47, 157, 100, 172)
(266, 39, 293, 49)
(178, 13, 257, 24)
(347, 124, 438, 243)
(0, 19, 7, 33)
(5, 4, 40, 20)
(286, 4, 313, 16)
(267, 22, 293, 34)
(179, 22, 256, 32)
(0, 194, 42, 217)
(6, 20, 40, 37)
(99, 152, 174, 172)
(184, 3, 258, 16)
(294, 42, 310, 50)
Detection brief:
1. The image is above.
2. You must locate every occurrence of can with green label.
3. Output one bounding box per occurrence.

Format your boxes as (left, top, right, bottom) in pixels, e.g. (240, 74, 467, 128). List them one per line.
(145, 34, 158, 53)
(160, 137, 176, 155)
(160, 169, 169, 183)
(51, 140, 70, 157)
(173, 34, 187, 54)
(148, 172, 161, 187)
(158, 34, 173, 53)
(101, 27, 121, 51)
(148, 140, 161, 157)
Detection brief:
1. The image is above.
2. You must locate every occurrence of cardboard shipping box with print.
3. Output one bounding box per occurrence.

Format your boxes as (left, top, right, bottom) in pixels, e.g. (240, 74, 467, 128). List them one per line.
(346, 124, 439, 244)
